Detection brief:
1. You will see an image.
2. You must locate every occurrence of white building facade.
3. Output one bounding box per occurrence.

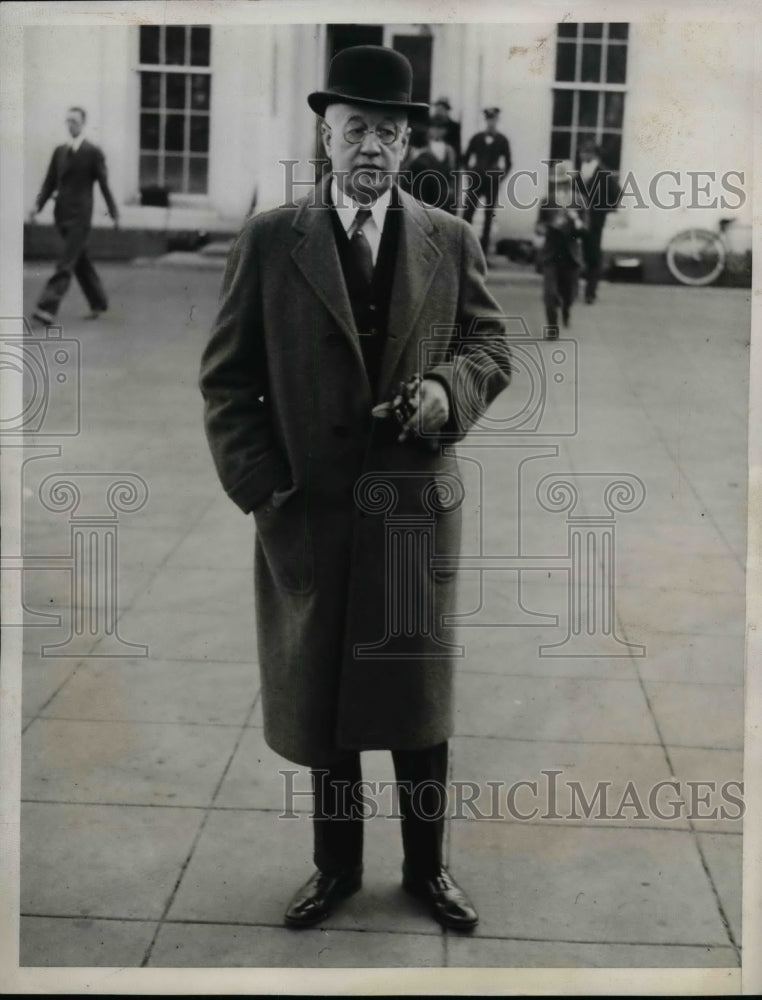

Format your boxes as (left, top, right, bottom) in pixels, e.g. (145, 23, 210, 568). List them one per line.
(24, 20, 753, 253)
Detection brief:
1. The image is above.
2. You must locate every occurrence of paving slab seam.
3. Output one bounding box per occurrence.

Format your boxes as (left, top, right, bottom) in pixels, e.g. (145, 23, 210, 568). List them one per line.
(455, 668, 643, 682)
(149, 918, 444, 938)
(452, 732, 665, 747)
(623, 635, 742, 958)
(16, 800, 741, 836)
(686, 826, 742, 964)
(34, 714, 250, 728)
(86, 490, 225, 658)
(21, 656, 84, 730)
(138, 691, 262, 967)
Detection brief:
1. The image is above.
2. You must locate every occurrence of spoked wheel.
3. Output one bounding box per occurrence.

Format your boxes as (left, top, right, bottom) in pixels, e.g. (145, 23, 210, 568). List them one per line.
(665, 228, 726, 286)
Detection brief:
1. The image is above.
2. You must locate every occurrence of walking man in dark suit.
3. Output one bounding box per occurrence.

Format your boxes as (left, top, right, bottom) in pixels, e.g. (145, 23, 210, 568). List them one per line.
(573, 140, 621, 303)
(30, 107, 119, 323)
(200, 46, 511, 932)
(462, 107, 512, 255)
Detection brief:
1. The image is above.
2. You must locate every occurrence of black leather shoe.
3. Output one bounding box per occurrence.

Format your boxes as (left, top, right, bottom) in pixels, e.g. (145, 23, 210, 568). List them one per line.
(402, 865, 479, 931)
(283, 867, 362, 928)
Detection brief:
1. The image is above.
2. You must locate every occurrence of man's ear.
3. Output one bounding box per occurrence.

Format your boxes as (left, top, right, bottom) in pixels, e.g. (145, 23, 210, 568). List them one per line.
(320, 120, 332, 157)
(400, 125, 411, 158)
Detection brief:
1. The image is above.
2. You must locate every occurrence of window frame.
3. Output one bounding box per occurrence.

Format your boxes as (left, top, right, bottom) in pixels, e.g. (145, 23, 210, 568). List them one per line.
(550, 22, 629, 173)
(137, 25, 212, 198)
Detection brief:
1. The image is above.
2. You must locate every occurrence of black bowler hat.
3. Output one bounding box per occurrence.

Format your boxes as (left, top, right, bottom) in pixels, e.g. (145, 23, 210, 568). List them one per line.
(308, 45, 430, 117)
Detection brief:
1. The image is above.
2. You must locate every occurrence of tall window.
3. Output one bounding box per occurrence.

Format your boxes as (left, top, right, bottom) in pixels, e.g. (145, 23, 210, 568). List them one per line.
(551, 22, 628, 171)
(138, 25, 211, 194)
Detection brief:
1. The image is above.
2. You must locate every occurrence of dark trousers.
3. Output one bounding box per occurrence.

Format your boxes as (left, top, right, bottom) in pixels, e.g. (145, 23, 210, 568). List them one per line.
(581, 220, 605, 301)
(312, 741, 449, 878)
(542, 260, 579, 326)
(462, 173, 500, 253)
(37, 221, 108, 317)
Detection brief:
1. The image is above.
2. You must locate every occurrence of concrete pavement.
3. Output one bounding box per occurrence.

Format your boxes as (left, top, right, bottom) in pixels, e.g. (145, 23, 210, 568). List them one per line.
(16, 260, 748, 969)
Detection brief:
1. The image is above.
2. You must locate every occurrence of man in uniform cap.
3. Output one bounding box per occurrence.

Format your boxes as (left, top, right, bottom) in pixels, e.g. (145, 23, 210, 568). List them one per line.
(200, 45, 511, 932)
(432, 96, 461, 159)
(462, 106, 512, 255)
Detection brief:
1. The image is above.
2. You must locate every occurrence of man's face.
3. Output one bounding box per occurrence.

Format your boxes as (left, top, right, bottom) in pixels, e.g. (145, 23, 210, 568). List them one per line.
(485, 115, 498, 134)
(322, 102, 409, 204)
(66, 111, 84, 138)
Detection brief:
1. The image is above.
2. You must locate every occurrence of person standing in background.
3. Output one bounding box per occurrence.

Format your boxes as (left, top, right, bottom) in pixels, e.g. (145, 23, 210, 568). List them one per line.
(431, 96, 461, 160)
(29, 107, 119, 324)
(462, 107, 512, 255)
(409, 114, 458, 213)
(573, 140, 621, 304)
(534, 159, 585, 338)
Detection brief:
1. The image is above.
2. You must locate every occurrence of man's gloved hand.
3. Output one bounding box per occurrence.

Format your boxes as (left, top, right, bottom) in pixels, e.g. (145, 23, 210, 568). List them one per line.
(396, 377, 450, 443)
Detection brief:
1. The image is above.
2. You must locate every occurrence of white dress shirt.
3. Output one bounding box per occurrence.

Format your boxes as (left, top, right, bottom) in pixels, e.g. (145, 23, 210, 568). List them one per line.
(330, 176, 391, 266)
(68, 133, 85, 153)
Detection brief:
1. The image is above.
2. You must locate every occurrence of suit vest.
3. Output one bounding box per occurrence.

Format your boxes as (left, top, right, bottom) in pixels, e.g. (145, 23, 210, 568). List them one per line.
(329, 203, 401, 401)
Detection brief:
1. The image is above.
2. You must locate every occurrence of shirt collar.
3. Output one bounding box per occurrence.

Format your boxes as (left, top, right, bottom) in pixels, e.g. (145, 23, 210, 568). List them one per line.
(330, 176, 391, 234)
(69, 134, 85, 152)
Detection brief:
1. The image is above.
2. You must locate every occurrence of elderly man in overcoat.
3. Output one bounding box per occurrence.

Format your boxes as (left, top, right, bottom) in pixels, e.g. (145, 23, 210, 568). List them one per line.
(200, 46, 511, 932)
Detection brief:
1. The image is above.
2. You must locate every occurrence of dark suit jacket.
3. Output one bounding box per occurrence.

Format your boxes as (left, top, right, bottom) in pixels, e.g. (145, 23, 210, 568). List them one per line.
(463, 130, 512, 174)
(35, 138, 118, 226)
(536, 201, 584, 267)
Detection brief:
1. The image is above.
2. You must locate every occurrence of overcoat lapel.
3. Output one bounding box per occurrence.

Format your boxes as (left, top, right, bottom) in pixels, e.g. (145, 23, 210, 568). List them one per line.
(290, 178, 371, 397)
(378, 189, 442, 399)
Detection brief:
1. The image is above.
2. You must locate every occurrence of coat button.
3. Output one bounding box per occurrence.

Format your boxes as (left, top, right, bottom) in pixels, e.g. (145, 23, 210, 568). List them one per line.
(369, 303, 377, 312)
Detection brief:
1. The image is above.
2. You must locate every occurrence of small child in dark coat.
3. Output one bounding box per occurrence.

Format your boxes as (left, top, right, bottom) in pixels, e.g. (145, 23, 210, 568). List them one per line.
(534, 160, 586, 338)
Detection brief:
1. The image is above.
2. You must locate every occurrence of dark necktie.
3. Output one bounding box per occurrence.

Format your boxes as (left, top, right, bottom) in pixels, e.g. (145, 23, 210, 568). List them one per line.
(349, 208, 374, 287)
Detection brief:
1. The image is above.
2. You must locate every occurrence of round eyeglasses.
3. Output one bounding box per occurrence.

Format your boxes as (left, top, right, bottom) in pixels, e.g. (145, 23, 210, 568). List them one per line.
(327, 122, 402, 146)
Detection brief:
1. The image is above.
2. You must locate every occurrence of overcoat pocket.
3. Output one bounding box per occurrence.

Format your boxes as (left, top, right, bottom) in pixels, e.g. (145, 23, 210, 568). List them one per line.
(254, 492, 314, 595)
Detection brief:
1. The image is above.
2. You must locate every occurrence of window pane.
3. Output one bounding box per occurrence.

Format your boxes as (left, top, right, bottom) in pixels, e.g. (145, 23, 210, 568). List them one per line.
(555, 42, 576, 81)
(577, 131, 597, 154)
(139, 26, 160, 64)
(165, 113, 186, 152)
(601, 132, 622, 170)
(550, 131, 571, 161)
(581, 43, 601, 82)
(583, 23, 603, 38)
(608, 23, 629, 40)
(190, 74, 211, 110)
(190, 26, 210, 66)
(606, 43, 628, 83)
(164, 154, 185, 191)
(140, 72, 161, 108)
(557, 22, 578, 38)
(139, 154, 159, 187)
(604, 91, 625, 127)
(552, 89, 573, 126)
(166, 73, 187, 109)
(165, 25, 186, 65)
(189, 115, 209, 152)
(140, 113, 160, 150)
(188, 156, 208, 193)
(578, 90, 598, 128)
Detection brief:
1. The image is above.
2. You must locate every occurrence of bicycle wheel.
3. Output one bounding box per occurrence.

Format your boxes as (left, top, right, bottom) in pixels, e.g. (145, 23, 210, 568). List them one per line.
(666, 228, 726, 286)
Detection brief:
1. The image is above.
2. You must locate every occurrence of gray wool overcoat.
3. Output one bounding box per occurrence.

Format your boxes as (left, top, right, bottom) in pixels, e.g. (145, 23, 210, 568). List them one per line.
(199, 176, 511, 766)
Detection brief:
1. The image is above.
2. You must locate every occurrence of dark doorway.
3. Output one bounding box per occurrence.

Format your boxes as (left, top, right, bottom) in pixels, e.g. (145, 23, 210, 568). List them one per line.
(328, 24, 384, 61)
